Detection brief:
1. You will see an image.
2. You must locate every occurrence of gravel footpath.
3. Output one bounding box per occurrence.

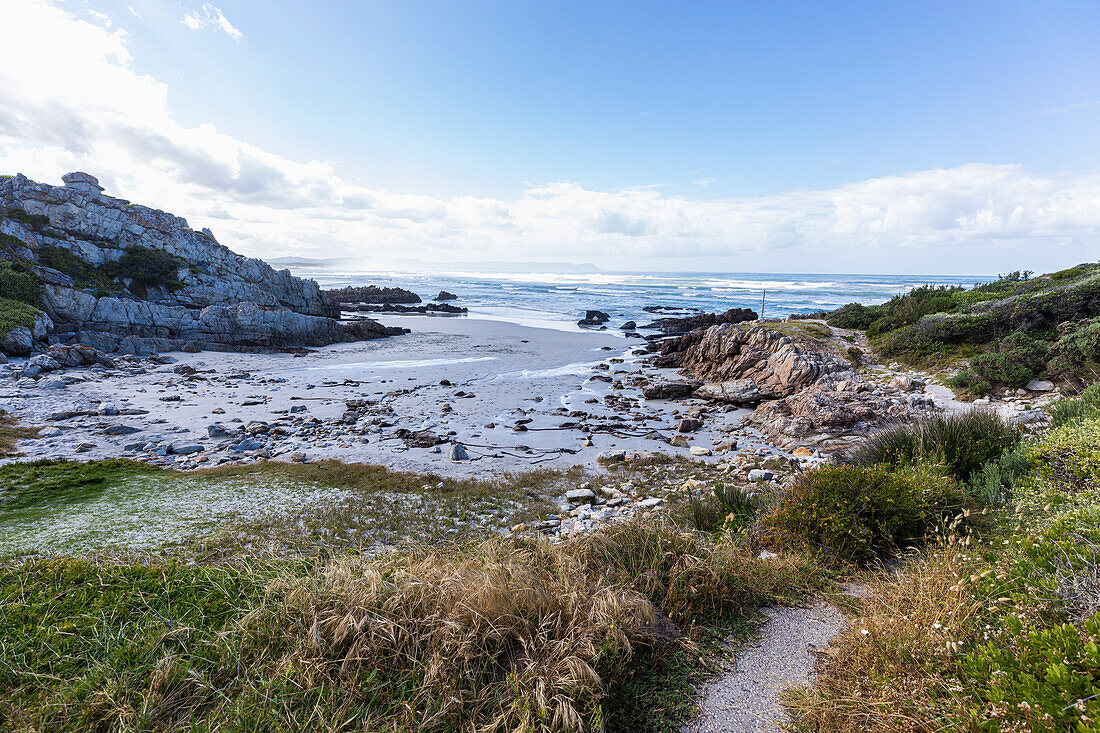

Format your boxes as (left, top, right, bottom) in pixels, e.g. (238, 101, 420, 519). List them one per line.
(684, 600, 846, 733)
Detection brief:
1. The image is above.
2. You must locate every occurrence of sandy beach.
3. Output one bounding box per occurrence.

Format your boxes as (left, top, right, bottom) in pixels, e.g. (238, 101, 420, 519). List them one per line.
(0, 315, 779, 476)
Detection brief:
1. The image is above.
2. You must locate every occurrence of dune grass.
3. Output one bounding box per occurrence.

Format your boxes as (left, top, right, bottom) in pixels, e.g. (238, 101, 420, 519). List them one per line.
(0, 520, 820, 732)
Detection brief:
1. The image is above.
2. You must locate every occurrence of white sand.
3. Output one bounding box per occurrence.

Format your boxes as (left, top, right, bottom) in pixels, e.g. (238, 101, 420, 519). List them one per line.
(2, 315, 771, 476)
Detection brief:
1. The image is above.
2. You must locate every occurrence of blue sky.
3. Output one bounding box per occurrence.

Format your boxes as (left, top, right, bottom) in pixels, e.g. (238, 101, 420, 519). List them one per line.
(2, 0, 1100, 272)
(108, 0, 1100, 197)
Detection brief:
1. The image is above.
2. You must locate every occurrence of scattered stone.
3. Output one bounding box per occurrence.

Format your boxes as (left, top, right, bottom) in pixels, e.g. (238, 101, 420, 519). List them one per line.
(566, 488, 596, 503)
(448, 442, 469, 461)
(103, 425, 141, 436)
(677, 418, 703, 433)
(1026, 378, 1055, 392)
(689, 445, 713, 456)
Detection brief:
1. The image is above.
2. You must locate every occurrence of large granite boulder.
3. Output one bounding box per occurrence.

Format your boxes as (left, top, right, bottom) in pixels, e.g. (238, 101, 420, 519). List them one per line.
(656, 324, 850, 398)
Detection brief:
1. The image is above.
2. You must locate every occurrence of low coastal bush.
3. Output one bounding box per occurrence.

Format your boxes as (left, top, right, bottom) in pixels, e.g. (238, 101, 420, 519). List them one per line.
(0, 295, 39, 336)
(765, 464, 964, 565)
(0, 259, 42, 306)
(0, 520, 818, 732)
(111, 245, 186, 296)
(825, 302, 881, 330)
(1049, 316, 1100, 388)
(675, 481, 761, 533)
(842, 410, 1019, 484)
(946, 332, 1051, 396)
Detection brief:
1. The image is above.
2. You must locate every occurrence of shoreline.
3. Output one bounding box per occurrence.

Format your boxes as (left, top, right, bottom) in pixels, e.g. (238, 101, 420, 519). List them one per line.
(1, 315, 780, 477)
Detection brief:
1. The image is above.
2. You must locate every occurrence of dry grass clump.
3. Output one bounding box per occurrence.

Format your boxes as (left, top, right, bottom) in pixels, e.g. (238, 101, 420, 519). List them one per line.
(0, 410, 38, 456)
(787, 541, 985, 731)
(1, 520, 818, 732)
(262, 520, 816, 732)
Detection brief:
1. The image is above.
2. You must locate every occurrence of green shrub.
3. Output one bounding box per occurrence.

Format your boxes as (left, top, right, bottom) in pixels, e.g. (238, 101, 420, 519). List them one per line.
(945, 370, 993, 398)
(0, 296, 39, 335)
(1051, 266, 1087, 281)
(35, 244, 107, 290)
(966, 443, 1031, 505)
(110, 245, 185, 296)
(957, 614, 1100, 729)
(826, 302, 882, 330)
(3, 208, 49, 231)
(864, 286, 963, 338)
(1049, 317, 1100, 387)
(0, 260, 42, 306)
(842, 411, 1019, 484)
(947, 332, 1052, 395)
(766, 465, 964, 564)
(1048, 383, 1100, 428)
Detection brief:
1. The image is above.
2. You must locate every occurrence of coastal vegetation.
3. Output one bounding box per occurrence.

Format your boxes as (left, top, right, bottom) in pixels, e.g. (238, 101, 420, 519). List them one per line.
(786, 389, 1100, 731)
(825, 263, 1100, 396)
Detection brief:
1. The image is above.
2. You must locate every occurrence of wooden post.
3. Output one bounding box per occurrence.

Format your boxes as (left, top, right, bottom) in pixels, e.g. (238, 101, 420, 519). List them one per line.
(760, 290, 766, 320)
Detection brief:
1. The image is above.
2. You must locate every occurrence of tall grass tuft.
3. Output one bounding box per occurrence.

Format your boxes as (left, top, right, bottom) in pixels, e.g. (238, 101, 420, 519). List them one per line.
(841, 410, 1019, 483)
(675, 482, 761, 533)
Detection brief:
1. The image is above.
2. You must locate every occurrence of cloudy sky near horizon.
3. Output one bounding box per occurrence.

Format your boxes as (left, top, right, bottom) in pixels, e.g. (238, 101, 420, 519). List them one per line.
(2, 0, 1100, 274)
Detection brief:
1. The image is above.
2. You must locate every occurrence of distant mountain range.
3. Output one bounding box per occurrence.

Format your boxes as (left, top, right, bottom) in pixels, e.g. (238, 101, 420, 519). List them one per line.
(268, 257, 604, 274)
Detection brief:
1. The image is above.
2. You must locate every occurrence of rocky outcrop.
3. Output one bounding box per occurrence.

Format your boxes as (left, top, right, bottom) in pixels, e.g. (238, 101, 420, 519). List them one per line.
(325, 285, 421, 304)
(656, 324, 849, 398)
(578, 310, 611, 327)
(0, 172, 405, 355)
(742, 379, 912, 451)
(641, 307, 758, 335)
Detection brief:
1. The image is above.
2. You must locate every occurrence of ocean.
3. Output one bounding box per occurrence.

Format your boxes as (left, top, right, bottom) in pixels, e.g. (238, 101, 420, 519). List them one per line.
(299, 269, 988, 332)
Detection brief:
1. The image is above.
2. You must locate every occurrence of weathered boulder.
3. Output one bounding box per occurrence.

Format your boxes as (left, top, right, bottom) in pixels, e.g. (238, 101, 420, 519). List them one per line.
(694, 379, 763, 404)
(435, 290, 458, 301)
(0, 326, 33, 356)
(642, 380, 702, 399)
(741, 383, 910, 451)
(657, 324, 850, 398)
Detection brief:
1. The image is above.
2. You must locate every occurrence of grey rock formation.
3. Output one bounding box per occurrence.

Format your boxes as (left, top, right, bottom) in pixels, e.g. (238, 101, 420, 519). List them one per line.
(741, 380, 912, 451)
(0, 172, 406, 355)
(656, 324, 850, 398)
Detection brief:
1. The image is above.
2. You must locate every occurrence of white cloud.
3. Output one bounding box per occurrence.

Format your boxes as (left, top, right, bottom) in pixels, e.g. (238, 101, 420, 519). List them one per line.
(182, 3, 242, 41)
(0, 0, 1098, 274)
